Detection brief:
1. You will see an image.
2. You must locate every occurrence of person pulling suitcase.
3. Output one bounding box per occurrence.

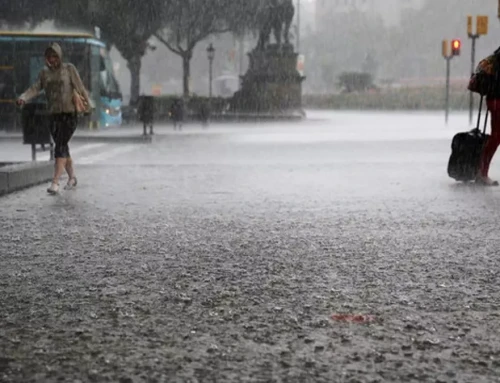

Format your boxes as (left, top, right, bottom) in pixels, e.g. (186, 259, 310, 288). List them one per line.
(467, 47, 500, 186)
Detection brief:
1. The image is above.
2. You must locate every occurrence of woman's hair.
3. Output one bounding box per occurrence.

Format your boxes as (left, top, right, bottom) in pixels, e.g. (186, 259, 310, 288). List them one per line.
(44, 47, 57, 57)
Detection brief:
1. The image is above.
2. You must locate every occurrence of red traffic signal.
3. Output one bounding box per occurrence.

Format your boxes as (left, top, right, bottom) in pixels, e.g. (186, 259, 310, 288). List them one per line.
(451, 39, 461, 56)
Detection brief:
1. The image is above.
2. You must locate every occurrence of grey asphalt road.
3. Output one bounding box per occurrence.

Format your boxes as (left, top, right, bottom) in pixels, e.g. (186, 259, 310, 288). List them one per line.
(1, 111, 500, 383)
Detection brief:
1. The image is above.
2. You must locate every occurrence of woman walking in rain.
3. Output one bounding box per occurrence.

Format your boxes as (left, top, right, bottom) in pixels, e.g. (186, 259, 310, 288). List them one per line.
(17, 42, 91, 194)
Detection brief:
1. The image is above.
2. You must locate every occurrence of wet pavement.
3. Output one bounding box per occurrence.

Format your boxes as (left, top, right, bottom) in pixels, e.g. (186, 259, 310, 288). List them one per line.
(1, 111, 500, 382)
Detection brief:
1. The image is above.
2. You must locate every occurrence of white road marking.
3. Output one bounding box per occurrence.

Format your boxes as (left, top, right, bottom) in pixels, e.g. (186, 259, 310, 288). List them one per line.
(36, 143, 108, 161)
(78, 145, 138, 165)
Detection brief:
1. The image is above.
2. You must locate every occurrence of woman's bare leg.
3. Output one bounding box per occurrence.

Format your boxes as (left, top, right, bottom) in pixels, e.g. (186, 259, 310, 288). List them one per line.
(479, 99, 500, 185)
(65, 157, 75, 179)
(53, 158, 66, 184)
(48, 114, 77, 193)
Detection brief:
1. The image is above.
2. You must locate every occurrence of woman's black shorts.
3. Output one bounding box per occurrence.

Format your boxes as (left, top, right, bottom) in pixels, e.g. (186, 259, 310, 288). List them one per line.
(50, 113, 77, 159)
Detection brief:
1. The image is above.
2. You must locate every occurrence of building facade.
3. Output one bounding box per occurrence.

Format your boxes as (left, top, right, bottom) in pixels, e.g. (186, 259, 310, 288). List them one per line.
(315, 0, 425, 28)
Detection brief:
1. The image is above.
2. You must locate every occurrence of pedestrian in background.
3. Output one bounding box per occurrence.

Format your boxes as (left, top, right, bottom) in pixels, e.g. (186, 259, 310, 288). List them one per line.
(17, 42, 91, 194)
(199, 100, 211, 128)
(170, 98, 184, 130)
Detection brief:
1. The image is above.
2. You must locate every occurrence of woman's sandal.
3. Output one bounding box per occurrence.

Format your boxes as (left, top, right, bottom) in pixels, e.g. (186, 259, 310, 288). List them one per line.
(47, 182, 59, 194)
(64, 177, 78, 190)
(476, 176, 499, 186)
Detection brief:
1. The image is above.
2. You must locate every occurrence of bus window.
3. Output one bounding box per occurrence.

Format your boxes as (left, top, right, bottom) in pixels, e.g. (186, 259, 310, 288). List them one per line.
(99, 48, 121, 99)
(63, 42, 88, 88)
(0, 69, 14, 100)
(0, 41, 14, 65)
(0, 41, 14, 100)
(90, 46, 101, 105)
(13, 41, 47, 101)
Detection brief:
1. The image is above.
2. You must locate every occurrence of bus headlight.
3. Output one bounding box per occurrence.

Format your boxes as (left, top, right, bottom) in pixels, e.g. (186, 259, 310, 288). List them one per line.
(103, 107, 120, 116)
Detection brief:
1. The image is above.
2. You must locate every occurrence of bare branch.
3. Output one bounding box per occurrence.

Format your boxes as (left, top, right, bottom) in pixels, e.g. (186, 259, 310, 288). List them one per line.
(153, 32, 182, 55)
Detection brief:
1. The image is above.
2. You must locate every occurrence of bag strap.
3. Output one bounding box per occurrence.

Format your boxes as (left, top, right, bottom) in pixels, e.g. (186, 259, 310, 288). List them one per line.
(66, 64, 82, 97)
(66, 63, 76, 92)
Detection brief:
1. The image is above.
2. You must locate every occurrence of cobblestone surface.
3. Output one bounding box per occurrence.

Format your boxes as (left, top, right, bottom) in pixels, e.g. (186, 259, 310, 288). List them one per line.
(1, 112, 500, 382)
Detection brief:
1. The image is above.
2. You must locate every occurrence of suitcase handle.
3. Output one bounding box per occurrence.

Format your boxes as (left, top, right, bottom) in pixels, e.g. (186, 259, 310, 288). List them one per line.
(483, 102, 489, 135)
(475, 95, 489, 135)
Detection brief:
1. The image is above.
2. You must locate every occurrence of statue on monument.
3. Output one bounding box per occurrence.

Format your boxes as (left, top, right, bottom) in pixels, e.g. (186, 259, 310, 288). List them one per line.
(229, 0, 304, 116)
(256, 0, 295, 50)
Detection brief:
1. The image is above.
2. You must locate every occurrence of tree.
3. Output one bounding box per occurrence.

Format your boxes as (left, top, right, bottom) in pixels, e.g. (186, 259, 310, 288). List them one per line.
(154, 0, 261, 97)
(362, 53, 379, 78)
(96, 0, 173, 105)
(0, 0, 53, 27)
(52, 0, 172, 106)
(337, 72, 374, 93)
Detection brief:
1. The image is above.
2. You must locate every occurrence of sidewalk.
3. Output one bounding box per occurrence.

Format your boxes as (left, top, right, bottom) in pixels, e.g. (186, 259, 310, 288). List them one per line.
(0, 121, 289, 143)
(0, 110, 309, 144)
(0, 125, 153, 143)
(0, 161, 52, 196)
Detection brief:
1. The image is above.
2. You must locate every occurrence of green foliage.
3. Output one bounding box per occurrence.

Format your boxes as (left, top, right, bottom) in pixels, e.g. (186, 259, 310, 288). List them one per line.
(41, 0, 173, 105)
(337, 72, 375, 93)
(95, 0, 170, 60)
(303, 87, 478, 111)
(0, 0, 53, 27)
(228, 0, 262, 38)
(156, 0, 235, 52)
(47, 0, 171, 60)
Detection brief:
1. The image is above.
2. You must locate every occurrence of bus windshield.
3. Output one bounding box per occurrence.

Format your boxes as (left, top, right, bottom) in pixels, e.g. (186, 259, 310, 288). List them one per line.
(99, 48, 121, 99)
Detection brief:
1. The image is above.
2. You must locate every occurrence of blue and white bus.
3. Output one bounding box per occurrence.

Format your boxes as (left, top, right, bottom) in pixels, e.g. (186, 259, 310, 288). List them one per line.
(0, 31, 122, 130)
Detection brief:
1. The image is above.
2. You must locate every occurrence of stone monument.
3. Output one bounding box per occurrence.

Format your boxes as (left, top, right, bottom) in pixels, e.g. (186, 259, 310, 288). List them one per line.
(230, 0, 305, 116)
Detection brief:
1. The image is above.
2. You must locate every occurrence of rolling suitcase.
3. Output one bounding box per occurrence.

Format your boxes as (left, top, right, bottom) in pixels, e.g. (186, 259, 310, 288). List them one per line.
(447, 95, 490, 182)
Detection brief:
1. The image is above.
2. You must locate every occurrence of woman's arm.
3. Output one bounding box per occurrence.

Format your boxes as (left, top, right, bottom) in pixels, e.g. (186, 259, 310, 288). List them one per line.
(18, 72, 43, 103)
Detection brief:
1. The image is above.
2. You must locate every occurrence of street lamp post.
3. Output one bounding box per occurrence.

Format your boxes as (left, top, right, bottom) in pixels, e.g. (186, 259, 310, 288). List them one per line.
(468, 31, 479, 126)
(89, 0, 98, 33)
(442, 39, 461, 125)
(297, 0, 300, 52)
(205, 43, 215, 126)
(206, 43, 215, 100)
(467, 15, 489, 125)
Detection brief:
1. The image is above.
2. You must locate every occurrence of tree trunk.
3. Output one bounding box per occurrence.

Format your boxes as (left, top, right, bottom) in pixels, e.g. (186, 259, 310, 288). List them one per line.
(127, 55, 142, 106)
(182, 52, 192, 98)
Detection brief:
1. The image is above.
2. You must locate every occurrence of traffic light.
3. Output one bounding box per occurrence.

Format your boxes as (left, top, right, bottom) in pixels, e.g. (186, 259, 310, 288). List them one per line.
(451, 39, 461, 56)
(442, 39, 449, 58)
